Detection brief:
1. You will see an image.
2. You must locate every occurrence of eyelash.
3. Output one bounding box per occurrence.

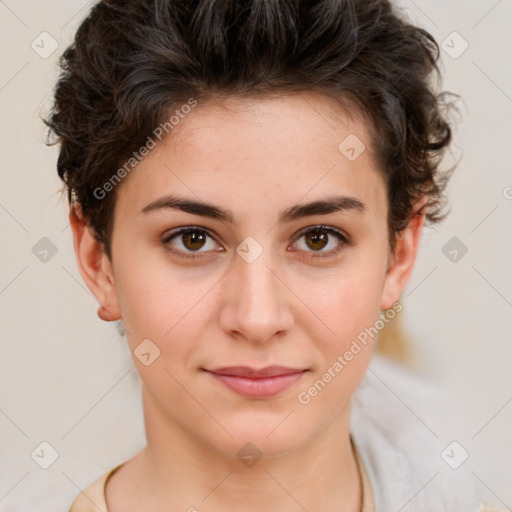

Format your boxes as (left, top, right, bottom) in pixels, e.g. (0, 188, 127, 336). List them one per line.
(161, 225, 351, 261)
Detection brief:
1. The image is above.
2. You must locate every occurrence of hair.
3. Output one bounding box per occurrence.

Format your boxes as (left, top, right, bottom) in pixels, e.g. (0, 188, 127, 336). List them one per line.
(45, 0, 459, 260)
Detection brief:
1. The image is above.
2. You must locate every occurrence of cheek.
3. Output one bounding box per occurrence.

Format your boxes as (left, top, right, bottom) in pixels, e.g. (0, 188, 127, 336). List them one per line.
(113, 245, 212, 340)
(113, 257, 224, 401)
(310, 263, 387, 341)
(293, 273, 384, 416)
(301, 251, 388, 392)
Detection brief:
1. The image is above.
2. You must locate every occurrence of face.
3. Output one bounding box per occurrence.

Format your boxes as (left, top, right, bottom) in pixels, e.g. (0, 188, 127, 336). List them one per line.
(72, 92, 424, 461)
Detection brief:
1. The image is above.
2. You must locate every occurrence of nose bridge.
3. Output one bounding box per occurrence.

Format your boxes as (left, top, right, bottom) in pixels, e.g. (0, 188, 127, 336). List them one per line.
(222, 241, 293, 343)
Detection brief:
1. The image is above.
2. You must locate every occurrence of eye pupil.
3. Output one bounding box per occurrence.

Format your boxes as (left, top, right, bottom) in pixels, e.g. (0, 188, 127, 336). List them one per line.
(306, 229, 329, 251)
(183, 231, 206, 250)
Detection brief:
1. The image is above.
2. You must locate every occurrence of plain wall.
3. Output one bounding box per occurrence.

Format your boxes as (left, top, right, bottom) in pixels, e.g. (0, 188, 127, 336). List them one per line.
(1, 0, 511, 509)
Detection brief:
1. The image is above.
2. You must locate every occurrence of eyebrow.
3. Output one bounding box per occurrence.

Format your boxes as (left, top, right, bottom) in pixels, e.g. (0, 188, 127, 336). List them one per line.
(140, 194, 365, 224)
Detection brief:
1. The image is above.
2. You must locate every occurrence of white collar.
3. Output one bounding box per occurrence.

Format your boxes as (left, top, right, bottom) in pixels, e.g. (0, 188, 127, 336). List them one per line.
(350, 354, 481, 511)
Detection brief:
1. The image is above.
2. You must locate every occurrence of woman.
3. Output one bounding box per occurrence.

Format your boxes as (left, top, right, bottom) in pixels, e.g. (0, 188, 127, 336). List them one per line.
(45, 0, 502, 510)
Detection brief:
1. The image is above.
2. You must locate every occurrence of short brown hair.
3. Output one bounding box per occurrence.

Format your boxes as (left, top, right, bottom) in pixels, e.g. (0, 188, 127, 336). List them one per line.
(45, 0, 459, 260)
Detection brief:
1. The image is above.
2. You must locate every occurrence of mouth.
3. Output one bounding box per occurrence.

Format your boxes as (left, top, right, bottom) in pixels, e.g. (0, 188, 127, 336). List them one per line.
(203, 366, 308, 399)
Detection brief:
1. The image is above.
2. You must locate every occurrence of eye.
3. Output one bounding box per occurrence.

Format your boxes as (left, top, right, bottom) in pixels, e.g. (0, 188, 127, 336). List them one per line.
(290, 225, 350, 259)
(162, 224, 351, 261)
(162, 226, 222, 260)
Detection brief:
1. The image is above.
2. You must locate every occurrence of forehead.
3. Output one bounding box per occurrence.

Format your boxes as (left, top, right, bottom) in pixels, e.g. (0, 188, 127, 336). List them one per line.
(167, 91, 375, 161)
(114, 91, 386, 223)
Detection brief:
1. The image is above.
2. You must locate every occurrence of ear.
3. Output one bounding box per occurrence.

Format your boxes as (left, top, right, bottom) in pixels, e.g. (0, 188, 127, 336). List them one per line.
(380, 197, 427, 310)
(69, 203, 121, 322)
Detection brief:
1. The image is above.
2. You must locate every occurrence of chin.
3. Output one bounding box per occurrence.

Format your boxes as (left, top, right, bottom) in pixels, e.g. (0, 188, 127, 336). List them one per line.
(200, 417, 314, 461)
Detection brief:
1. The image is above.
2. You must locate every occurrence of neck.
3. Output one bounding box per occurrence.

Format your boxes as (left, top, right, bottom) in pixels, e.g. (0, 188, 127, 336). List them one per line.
(129, 388, 362, 512)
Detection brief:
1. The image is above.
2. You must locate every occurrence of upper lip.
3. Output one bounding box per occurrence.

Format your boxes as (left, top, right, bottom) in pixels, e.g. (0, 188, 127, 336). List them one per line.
(206, 366, 306, 378)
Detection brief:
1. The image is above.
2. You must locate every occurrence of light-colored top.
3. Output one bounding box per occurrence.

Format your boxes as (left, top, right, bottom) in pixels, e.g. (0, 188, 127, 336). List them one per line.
(69, 355, 505, 512)
(348, 355, 506, 512)
(68, 463, 121, 512)
(69, 439, 375, 512)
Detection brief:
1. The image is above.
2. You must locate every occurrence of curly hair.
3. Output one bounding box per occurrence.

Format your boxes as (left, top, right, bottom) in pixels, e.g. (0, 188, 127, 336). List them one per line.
(45, 0, 458, 260)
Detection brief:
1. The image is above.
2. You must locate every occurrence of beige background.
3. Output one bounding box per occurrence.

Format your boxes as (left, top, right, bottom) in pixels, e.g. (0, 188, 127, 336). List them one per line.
(0, 0, 511, 510)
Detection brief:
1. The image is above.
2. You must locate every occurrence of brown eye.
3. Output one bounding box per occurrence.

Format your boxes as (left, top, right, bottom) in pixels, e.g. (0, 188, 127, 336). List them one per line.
(304, 228, 330, 251)
(291, 225, 350, 259)
(162, 227, 221, 260)
(181, 231, 207, 251)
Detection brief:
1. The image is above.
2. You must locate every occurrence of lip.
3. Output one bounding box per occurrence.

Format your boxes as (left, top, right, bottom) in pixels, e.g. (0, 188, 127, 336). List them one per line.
(204, 366, 307, 399)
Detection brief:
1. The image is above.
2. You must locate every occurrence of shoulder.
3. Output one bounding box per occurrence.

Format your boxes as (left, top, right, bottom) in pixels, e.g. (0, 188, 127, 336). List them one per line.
(479, 502, 507, 512)
(350, 354, 504, 511)
(69, 464, 123, 512)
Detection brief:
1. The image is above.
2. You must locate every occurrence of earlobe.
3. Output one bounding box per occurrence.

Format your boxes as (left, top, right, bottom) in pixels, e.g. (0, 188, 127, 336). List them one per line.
(380, 200, 427, 310)
(69, 204, 121, 322)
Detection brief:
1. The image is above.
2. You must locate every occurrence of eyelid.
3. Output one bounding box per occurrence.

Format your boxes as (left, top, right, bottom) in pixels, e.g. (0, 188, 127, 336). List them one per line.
(162, 224, 351, 260)
(161, 226, 222, 260)
(162, 225, 218, 244)
(289, 224, 351, 259)
(293, 224, 351, 245)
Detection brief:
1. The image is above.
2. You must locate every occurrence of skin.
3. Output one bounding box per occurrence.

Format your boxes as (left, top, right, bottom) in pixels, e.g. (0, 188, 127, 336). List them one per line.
(70, 92, 426, 512)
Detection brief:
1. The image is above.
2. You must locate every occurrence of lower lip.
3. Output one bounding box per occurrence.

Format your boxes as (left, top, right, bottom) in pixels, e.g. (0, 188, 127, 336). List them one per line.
(207, 371, 306, 399)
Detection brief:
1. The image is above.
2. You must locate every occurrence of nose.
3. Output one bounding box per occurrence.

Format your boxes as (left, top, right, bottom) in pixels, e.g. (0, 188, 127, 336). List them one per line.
(218, 246, 294, 344)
